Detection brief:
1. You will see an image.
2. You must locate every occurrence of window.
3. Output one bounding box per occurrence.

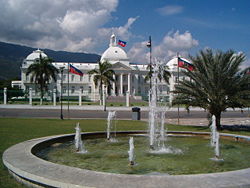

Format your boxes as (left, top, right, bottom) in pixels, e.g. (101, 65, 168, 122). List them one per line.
(71, 75, 74, 82)
(63, 75, 66, 81)
(80, 86, 83, 93)
(123, 74, 126, 82)
(88, 86, 92, 93)
(63, 86, 66, 93)
(138, 87, 141, 94)
(80, 76, 83, 82)
(71, 86, 75, 93)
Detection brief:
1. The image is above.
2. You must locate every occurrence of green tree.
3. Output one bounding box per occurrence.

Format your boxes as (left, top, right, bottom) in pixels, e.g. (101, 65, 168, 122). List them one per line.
(0, 78, 24, 102)
(88, 61, 115, 105)
(145, 64, 171, 84)
(173, 49, 250, 129)
(26, 54, 58, 104)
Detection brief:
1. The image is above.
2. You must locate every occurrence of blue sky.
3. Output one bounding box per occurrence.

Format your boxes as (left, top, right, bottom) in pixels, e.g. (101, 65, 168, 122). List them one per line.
(113, 0, 250, 64)
(0, 0, 249, 67)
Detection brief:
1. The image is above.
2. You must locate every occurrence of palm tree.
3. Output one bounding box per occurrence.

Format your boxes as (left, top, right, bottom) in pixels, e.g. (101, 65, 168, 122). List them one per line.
(173, 49, 250, 129)
(26, 54, 58, 105)
(88, 61, 115, 105)
(145, 64, 171, 84)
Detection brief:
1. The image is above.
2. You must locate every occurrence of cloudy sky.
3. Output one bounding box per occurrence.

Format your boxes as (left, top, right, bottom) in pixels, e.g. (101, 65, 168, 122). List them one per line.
(0, 0, 249, 67)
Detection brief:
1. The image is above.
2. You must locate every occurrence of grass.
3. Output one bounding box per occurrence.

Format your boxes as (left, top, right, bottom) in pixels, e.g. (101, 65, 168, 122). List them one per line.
(0, 118, 249, 187)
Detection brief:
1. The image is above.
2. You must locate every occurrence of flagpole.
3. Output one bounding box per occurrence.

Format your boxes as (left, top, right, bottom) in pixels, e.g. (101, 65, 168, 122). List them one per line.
(149, 36, 152, 90)
(67, 62, 70, 119)
(177, 53, 180, 125)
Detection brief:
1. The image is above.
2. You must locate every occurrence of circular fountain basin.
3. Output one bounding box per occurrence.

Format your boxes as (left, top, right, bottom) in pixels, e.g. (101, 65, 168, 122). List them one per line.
(3, 131, 250, 188)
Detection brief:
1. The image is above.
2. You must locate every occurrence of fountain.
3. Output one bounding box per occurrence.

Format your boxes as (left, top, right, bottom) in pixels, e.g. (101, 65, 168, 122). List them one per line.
(107, 111, 117, 141)
(74, 122, 87, 153)
(210, 115, 223, 161)
(2, 62, 250, 188)
(3, 120, 250, 187)
(128, 137, 135, 166)
(148, 60, 181, 154)
(210, 115, 217, 147)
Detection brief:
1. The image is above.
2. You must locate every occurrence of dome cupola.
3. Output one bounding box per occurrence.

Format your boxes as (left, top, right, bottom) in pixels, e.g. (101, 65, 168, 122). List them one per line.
(26, 49, 47, 61)
(101, 34, 129, 66)
(22, 49, 48, 67)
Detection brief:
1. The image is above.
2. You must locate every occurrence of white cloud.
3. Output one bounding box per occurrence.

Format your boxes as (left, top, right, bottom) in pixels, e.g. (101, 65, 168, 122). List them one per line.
(241, 58, 250, 70)
(128, 31, 199, 63)
(0, 0, 139, 53)
(128, 41, 149, 64)
(157, 5, 183, 16)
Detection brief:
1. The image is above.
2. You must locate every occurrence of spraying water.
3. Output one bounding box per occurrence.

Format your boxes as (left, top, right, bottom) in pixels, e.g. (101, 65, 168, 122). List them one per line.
(159, 111, 166, 149)
(210, 115, 217, 147)
(107, 111, 117, 141)
(148, 61, 159, 149)
(210, 115, 223, 161)
(148, 60, 182, 154)
(128, 137, 135, 165)
(74, 122, 87, 153)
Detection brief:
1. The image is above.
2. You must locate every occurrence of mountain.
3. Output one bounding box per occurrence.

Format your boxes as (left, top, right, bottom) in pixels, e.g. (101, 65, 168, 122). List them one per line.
(0, 41, 101, 80)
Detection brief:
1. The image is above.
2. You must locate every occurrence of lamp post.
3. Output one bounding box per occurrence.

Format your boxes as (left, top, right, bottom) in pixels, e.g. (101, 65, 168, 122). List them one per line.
(103, 85, 107, 111)
(60, 67, 64, 120)
(147, 36, 152, 90)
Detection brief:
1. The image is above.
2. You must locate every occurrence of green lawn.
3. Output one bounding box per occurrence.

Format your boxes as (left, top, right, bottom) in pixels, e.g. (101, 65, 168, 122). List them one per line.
(0, 118, 249, 187)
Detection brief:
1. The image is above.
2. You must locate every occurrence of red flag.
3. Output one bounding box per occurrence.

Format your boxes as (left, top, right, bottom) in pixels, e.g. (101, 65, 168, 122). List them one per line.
(69, 64, 83, 76)
(118, 40, 127, 47)
(178, 57, 194, 71)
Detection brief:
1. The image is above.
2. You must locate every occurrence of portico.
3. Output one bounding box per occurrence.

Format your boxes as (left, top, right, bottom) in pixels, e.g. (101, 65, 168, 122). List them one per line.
(108, 62, 133, 96)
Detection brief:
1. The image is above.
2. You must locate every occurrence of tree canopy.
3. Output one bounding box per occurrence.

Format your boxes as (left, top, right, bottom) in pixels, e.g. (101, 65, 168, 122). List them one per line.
(26, 54, 58, 104)
(173, 49, 250, 129)
(88, 61, 115, 104)
(145, 63, 171, 84)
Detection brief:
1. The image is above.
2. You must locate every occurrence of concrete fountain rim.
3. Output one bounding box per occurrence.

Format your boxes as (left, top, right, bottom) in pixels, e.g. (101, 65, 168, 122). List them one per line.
(2, 131, 250, 188)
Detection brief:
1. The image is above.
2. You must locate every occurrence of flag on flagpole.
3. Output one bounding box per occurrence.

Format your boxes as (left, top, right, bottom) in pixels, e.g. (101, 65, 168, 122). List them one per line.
(69, 64, 83, 76)
(118, 40, 127, 47)
(178, 57, 195, 71)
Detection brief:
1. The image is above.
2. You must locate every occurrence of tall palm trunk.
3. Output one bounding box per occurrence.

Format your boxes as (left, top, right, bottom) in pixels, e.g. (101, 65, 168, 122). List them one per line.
(99, 81, 103, 105)
(40, 83, 44, 105)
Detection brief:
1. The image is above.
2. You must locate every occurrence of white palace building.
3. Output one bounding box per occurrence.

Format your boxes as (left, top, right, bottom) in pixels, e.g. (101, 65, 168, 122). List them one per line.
(19, 34, 189, 103)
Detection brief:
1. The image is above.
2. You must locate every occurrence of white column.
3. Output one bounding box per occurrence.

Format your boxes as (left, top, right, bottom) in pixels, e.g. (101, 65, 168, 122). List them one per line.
(79, 89, 82, 106)
(29, 88, 32, 105)
(112, 74, 116, 96)
(53, 89, 56, 106)
(126, 91, 130, 107)
(120, 73, 123, 96)
(3, 87, 7, 105)
(127, 73, 131, 95)
(135, 74, 139, 96)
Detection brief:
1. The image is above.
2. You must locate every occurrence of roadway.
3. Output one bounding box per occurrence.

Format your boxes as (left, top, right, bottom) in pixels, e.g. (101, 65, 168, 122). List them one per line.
(0, 105, 248, 120)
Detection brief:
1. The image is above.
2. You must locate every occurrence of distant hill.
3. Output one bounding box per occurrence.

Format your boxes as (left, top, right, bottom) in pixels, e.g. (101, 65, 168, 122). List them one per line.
(0, 41, 100, 80)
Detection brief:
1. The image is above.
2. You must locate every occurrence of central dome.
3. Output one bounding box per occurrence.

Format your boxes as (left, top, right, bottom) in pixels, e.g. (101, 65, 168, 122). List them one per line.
(100, 34, 129, 66)
(26, 49, 47, 61)
(101, 46, 128, 61)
